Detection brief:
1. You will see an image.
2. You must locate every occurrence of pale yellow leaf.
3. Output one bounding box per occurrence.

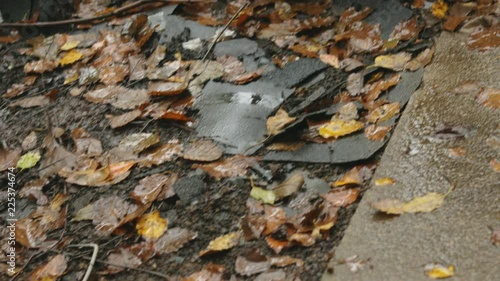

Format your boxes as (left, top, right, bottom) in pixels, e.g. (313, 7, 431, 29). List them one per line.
(199, 231, 241, 256)
(136, 211, 168, 241)
(425, 264, 454, 279)
(374, 177, 396, 186)
(60, 40, 80, 51)
(59, 49, 83, 65)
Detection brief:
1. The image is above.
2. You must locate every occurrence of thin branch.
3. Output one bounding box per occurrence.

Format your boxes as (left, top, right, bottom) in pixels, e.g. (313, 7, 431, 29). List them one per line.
(202, 2, 248, 62)
(68, 244, 99, 281)
(79, 256, 172, 279)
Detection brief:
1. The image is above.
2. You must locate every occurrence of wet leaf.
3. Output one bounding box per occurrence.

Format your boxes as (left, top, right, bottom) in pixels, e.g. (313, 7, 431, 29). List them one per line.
(199, 231, 241, 256)
(0, 148, 21, 171)
(364, 124, 391, 141)
(431, 0, 449, 18)
(29, 254, 67, 281)
(59, 49, 84, 65)
(109, 109, 142, 129)
(193, 155, 259, 180)
(322, 188, 360, 207)
(130, 174, 176, 204)
(389, 18, 421, 41)
(251, 173, 304, 204)
(119, 133, 160, 154)
(374, 177, 396, 186)
(73, 196, 143, 236)
(319, 118, 364, 139)
(366, 102, 400, 123)
(10, 96, 50, 108)
(17, 151, 41, 169)
(3, 83, 27, 98)
(425, 263, 454, 279)
(372, 53, 412, 71)
(333, 166, 374, 187)
(183, 139, 223, 162)
(467, 24, 500, 52)
(101, 242, 156, 275)
(24, 59, 58, 73)
(235, 253, 270, 276)
(19, 178, 50, 205)
(476, 87, 499, 109)
(85, 86, 150, 110)
(138, 140, 184, 167)
(136, 211, 168, 241)
(153, 227, 198, 254)
(267, 141, 305, 151)
(372, 187, 453, 215)
(266, 109, 297, 136)
(16, 194, 68, 248)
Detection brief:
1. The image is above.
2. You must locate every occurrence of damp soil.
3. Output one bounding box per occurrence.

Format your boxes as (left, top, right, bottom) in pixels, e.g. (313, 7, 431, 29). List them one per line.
(1, 17, 381, 281)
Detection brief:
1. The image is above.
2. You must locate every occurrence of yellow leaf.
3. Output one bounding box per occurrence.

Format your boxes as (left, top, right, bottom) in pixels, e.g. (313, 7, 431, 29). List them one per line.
(366, 102, 400, 123)
(249, 173, 304, 204)
(319, 118, 364, 139)
(431, 0, 448, 18)
(425, 264, 454, 279)
(372, 186, 454, 214)
(59, 49, 83, 65)
(16, 151, 41, 169)
(199, 231, 241, 256)
(319, 54, 340, 68)
(136, 211, 168, 241)
(374, 177, 396, 186)
(333, 167, 363, 187)
(250, 186, 277, 204)
(266, 109, 296, 136)
(64, 72, 79, 84)
(60, 40, 80, 51)
(372, 52, 412, 71)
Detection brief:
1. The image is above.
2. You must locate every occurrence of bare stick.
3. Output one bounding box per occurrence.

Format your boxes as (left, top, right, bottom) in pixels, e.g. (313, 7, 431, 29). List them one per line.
(202, 2, 248, 62)
(68, 244, 99, 281)
(79, 256, 172, 279)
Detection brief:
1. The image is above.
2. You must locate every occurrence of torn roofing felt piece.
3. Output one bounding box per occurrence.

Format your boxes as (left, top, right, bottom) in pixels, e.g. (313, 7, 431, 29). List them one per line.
(264, 69, 423, 163)
(194, 80, 293, 154)
(332, 0, 413, 39)
(157, 15, 217, 44)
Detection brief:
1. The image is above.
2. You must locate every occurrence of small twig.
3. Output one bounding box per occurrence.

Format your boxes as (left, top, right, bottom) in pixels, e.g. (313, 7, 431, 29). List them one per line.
(68, 244, 99, 281)
(0, 0, 173, 28)
(79, 256, 172, 279)
(202, 2, 248, 62)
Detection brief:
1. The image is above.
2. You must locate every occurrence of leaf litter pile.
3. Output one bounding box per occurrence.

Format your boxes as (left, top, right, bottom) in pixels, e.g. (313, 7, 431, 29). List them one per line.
(0, 0, 498, 280)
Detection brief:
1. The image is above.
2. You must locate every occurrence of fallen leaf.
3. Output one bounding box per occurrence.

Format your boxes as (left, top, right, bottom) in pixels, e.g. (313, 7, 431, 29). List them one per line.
(431, 0, 449, 18)
(183, 264, 225, 281)
(372, 187, 453, 215)
(491, 227, 500, 245)
(319, 54, 340, 68)
(153, 227, 198, 254)
(29, 254, 67, 281)
(0, 149, 21, 171)
(109, 109, 142, 128)
(266, 141, 305, 151)
(333, 166, 375, 187)
(3, 83, 27, 98)
(136, 211, 168, 241)
(148, 82, 187, 96)
(447, 147, 467, 157)
(24, 59, 58, 73)
(99, 64, 129, 85)
(319, 118, 364, 139)
(17, 151, 41, 169)
(199, 231, 241, 256)
(22, 131, 38, 151)
(322, 188, 360, 207)
(425, 263, 454, 279)
(59, 49, 84, 65)
(372, 52, 412, 71)
(183, 139, 223, 162)
(490, 158, 500, 172)
(476, 87, 500, 109)
(389, 18, 421, 41)
(19, 178, 50, 205)
(346, 72, 364, 96)
(130, 174, 176, 204)
(101, 242, 155, 275)
(10, 96, 50, 108)
(374, 177, 396, 186)
(138, 141, 184, 167)
(193, 155, 259, 180)
(366, 102, 400, 123)
(266, 109, 297, 136)
(16, 194, 68, 248)
(250, 173, 304, 204)
(60, 40, 80, 51)
(364, 124, 391, 141)
(118, 133, 160, 154)
(467, 24, 500, 52)
(405, 47, 435, 71)
(85, 86, 150, 110)
(265, 236, 289, 254)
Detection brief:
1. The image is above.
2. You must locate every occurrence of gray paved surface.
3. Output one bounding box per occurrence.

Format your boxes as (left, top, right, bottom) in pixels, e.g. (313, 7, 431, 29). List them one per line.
(323, 32, 500, 281)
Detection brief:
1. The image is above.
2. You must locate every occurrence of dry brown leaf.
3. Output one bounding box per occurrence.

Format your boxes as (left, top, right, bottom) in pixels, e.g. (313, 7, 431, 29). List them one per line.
(0, 149, 21, 171)
(99, 64, 129, 85)
(22, 131, 38, 151)
(10, 96, 50, 108)
(266, 109, 296, 136)
(109, 109, 142, 129)
(192, 155, 259, 180)
(183, 139, 223, 162)
(405, 47, 435, 71)
(266, 141, 305, 151)
(130, 173, 176, 204)
(490, 158, 500, 172)
(138, 140, 184, 167)
(128, 54, 147, 81)
(29, 254, 67, 281)
(148, 82, 187, 96)
(199, 231, 241, 256)
(362, 73, 401, 103)
(183, 264, 225, 281)
(16, 194, 68, 248)
(118, 133, 159, 154)
(265, 236, 289, 254)
(101, 242, 156, 275)
(319, 54, 340, 68)
(322, 188, 360, 207)
(153, 227, 198, 254)
(235, 253, 270, 276)
(19, 178, 50, 205)
(24, 60, 58, 73)
(476, 87, 500, 109)
(389, 18, 421, 41)
(85, 86, 150, 110)
(467, 24, 500, 52)
(3, 83, 27, 98)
